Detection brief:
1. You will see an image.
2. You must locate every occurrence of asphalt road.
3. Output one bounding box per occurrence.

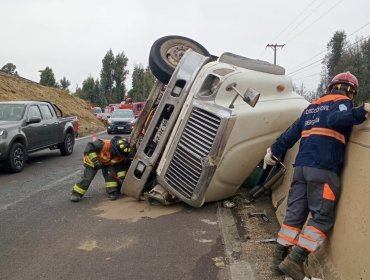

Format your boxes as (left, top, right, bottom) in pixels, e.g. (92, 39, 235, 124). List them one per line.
(0, 133, 231, 280)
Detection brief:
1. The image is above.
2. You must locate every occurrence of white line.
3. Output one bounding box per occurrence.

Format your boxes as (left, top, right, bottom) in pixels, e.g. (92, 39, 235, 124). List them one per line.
(0, 170, 82, 212)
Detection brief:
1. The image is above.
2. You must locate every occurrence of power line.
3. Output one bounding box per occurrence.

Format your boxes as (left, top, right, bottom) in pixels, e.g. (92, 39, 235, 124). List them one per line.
(282, 0, 329, 40)
(272, 0, 319, 42)
(286, 0, 344, 43)
(288, 35, 370, 76)
(288, 22, 370, 72)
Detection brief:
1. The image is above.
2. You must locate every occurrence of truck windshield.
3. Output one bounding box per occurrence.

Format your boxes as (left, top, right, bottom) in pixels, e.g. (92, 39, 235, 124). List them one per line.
(111, 110, 134, 118)
(0, 104, 26, 121)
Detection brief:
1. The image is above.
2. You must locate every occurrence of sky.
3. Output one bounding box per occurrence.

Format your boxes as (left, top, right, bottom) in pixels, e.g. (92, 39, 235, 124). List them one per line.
(1, 0, 369, 93)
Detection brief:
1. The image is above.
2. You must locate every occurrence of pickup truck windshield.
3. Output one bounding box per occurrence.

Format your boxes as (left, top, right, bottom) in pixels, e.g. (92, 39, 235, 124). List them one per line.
(111, 110, 134, 118)
(0, 104, 26, 121)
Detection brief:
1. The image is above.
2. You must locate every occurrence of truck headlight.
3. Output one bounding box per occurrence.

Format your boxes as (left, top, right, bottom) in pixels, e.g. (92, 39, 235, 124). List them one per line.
(0, 129, 6, 137)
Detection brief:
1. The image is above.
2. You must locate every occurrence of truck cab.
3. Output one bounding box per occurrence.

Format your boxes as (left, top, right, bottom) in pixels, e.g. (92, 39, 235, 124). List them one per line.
(121, 36, 309, 207)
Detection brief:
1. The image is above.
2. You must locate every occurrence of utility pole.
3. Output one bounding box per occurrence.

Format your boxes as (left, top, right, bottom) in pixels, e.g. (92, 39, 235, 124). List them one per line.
(266, 44, 285, 65)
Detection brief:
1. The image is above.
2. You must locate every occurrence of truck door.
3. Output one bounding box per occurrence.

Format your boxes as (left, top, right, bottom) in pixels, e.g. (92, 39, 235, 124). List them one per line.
(39, 104, 59, 145)
(22, 105, 45, 150)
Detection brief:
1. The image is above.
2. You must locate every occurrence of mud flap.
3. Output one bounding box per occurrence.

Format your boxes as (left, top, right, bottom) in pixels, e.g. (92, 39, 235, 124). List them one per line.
(143, 185, 180, 206)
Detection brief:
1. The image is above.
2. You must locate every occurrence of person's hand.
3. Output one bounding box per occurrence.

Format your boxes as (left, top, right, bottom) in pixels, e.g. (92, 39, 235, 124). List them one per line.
(364, 103, 370, 112)
(91, 157, 102, 168)
(263, 147, 277, 169)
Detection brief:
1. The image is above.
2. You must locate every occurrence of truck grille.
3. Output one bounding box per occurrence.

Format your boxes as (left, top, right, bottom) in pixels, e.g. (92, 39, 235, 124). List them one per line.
(165, 108, 221, 199)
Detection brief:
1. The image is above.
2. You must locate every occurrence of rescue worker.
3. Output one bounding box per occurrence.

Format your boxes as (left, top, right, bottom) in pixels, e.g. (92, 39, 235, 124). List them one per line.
(264, 72, 370, 279)
(70, 136, 133, 202)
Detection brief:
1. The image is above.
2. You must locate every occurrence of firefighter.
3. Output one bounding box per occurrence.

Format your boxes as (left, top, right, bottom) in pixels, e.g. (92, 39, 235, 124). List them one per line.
(264, 72, 370, 279)
(70, 136, 133, 202)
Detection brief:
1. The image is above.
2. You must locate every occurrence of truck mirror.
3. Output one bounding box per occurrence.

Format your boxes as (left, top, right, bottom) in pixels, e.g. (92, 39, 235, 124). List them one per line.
(27, 116, 42, 124)
(227, 84, 260, 108)
(243, 88, 260, 108)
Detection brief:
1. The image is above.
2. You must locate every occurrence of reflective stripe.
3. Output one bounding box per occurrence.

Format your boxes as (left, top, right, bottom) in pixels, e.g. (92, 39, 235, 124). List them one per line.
(117, 170, 126, 177)
(297, 225, 326, 252)
(311, 94, 350, 104)
(277, 224, 301, 246)
(301, 127, 345, 144)
(105, 181, 118, 188)
(83, 156, 95, 167)
(277, 233, 298, 246)
(323, 183, 336, 200)
(88, 152, 98, 160)
(73, 184, 86, 195)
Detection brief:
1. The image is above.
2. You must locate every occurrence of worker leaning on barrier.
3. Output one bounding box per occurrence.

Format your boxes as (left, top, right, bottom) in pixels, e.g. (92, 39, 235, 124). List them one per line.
(264, 71, 370, 280)
(70, 136, 133, 202)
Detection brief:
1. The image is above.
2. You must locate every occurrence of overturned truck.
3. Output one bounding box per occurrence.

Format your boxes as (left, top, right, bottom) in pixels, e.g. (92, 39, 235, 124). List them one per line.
(121, 35, 308, 207)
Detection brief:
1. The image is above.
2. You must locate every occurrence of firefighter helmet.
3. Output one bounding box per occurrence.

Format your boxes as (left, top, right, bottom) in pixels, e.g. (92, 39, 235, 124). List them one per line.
(111, 136, 132, 157)
(328, 71, 359, 94)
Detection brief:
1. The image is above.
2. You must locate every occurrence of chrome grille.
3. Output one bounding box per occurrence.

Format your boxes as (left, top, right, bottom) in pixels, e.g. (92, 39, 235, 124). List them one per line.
(165, 108, 221, 199)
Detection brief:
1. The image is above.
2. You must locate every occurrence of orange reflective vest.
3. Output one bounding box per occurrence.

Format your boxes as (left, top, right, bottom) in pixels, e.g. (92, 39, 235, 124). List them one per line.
(97, 140, 125, 166)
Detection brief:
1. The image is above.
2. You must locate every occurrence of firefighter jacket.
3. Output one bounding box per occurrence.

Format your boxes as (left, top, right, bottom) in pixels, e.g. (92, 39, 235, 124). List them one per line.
(271, 92, 367, 175)
(83, 139, 125, 167)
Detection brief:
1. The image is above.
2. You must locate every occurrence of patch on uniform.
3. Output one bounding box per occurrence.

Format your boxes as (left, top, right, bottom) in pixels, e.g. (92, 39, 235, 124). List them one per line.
(339, 104, 348, 111)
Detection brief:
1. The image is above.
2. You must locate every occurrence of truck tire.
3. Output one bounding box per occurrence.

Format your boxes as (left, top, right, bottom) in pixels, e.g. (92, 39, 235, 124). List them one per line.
(149, 35, 210, 84)
(60, 132, 74, 156)
(7, 142, 26, 173)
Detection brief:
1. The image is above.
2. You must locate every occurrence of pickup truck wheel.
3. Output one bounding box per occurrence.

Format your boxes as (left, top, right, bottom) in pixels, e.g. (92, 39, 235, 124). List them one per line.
(60, 132, 74, 156)
(149, 35, 210, 84)
(7, 143, 26, 173)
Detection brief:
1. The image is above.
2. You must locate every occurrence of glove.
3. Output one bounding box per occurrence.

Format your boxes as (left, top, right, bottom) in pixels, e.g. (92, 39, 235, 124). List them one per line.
(91, 157, 102, 168)
(263, 147, 277, 169)
(364, 103, 370, 112)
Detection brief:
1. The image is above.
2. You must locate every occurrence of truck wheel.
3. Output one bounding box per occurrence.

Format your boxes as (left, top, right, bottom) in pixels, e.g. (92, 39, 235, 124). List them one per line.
(149, 35, 210, 84)
(60, 132, 74, 156)
(7, 142, 26, 173)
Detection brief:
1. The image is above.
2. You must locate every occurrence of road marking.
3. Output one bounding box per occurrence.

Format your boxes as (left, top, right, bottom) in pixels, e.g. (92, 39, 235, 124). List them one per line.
(0, 170, 81, 212)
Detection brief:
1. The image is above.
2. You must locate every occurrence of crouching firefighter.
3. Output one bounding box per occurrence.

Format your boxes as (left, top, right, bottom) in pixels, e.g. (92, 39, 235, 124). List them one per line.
(70, 136, 133, 202)
(263, 71, 370, 279)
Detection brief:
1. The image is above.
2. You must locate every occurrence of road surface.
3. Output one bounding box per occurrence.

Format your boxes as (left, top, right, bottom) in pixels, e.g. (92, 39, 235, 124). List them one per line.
(0, 133, 231, 280)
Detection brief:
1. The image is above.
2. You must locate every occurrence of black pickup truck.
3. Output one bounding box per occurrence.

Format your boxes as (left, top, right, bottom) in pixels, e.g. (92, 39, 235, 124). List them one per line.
(0, 101, 77, 172)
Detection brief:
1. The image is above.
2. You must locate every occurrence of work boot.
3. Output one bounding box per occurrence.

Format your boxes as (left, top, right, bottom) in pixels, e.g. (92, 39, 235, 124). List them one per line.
(108, 191, 120, 201)
(279, 246, 309, 280)
(70, 193, 82, 202)
(270, 244, 289, 275)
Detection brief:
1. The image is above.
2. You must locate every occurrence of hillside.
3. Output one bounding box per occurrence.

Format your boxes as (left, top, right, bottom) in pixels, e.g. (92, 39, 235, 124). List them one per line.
(0, 72, 105, 136)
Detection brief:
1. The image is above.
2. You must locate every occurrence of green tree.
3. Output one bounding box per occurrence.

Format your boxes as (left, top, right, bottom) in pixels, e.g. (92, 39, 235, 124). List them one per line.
(100, 49, 115, 104)
(326, 31, 347, 78)
(1, 63, 17, 75)
(81, 76, 95, 102)
(128, 65, 156, 101)
(93, 79, 107, 108)
(60, 77, 71, 91)
(113, 52, 129, 103)
(100, 49, 130, 104)
(39, 66, 57, 87)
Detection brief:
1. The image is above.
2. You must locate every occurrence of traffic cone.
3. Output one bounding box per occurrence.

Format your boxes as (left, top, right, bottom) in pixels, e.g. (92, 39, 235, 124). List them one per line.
(92, 133, 97, 141)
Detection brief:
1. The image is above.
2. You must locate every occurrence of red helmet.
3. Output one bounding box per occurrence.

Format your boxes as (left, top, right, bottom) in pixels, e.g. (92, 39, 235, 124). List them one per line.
(328, 71, 359, 94)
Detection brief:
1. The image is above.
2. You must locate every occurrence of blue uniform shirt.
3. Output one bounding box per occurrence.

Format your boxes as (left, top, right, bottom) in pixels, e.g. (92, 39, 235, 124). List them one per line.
(271, 93, 367, 175)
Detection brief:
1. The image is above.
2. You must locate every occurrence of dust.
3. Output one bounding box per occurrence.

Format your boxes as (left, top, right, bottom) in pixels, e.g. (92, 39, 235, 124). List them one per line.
(93, 197, 183, 222)
(77, 240, 98, 251)
(212, 256, 226, 268)
(77, 236, 138, 252)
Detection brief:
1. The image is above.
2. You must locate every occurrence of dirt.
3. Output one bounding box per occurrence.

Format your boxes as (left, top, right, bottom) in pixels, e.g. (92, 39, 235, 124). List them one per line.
(0, 72, 105, 136)
(230, 189, 286, 280)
